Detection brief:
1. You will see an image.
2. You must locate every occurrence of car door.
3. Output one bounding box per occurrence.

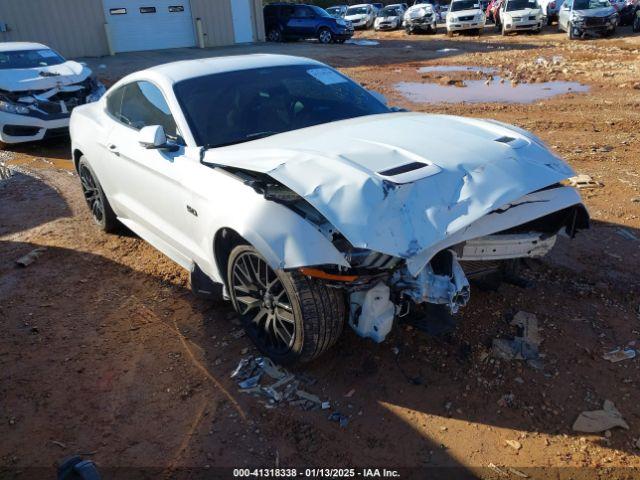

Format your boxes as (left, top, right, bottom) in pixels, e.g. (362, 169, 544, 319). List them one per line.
(290, 5, 316, 37)
(104, 80, 196, 266)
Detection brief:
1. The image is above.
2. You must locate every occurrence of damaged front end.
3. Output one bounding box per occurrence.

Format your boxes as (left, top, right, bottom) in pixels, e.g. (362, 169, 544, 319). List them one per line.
(0, 76, 105, 142)
(212, 163, 588, 345)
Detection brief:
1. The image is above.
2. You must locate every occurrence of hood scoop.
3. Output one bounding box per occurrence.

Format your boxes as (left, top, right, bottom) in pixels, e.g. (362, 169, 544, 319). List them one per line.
(494, 135, 529, 149)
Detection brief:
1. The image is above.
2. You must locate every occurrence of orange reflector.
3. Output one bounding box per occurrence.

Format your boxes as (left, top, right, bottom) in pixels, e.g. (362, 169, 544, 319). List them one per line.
(299, 267, 359, 282)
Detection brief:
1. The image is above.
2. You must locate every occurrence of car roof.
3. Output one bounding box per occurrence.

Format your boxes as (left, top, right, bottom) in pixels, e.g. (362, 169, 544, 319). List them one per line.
(143, 54, 325, 85)
(0, 42, 49, 52)
(349, 4, 372, 7)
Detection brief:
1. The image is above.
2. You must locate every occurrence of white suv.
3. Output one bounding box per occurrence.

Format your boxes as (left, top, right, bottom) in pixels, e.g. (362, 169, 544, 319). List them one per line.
(447, 0, 486, 35)
(501, 0, 545, 33)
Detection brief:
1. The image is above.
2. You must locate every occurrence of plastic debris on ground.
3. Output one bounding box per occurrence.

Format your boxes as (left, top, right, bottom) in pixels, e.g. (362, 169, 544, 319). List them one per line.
(344, 39, 380, 46)
(15, 247, 47, 267)
(568, 174, 603, 189)
(328, 411, 349, 428)
(572, 400, 629, 433)
(616, 228, 639, 242)
(491, 311, 543, 369)
(602, 347, 636, 363)
(231, 356, 329, 412)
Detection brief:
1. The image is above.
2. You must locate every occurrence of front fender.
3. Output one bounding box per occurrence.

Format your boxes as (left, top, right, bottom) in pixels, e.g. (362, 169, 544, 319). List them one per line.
(217, 198, 350, 272)
(187, 163, 348, 284)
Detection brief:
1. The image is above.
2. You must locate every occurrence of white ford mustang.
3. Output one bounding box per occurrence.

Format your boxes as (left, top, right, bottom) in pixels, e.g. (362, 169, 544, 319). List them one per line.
(69, 54, 588, 364)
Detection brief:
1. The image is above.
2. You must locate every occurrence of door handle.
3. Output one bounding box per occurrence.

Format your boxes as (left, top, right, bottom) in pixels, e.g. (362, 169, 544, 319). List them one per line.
(108, 144, 120, 156)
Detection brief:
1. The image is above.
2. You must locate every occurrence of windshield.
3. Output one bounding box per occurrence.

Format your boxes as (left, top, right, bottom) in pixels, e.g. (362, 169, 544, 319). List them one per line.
(506, 0, 539, 10)
(327, 7, 343, 15)
(381, 6, 402, 15)
(347, 6, 369, 15)
(174, 65, 390, 148)
(451, 0, 480, 10)
(0, 49, 66, 70)
(573, 0, 610, 8)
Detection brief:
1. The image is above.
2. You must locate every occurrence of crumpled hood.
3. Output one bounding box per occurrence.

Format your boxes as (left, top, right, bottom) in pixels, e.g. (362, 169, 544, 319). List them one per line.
(575, 6, 616, 16)
(203, 113, 576, 273)
(0, 61, 91, 92)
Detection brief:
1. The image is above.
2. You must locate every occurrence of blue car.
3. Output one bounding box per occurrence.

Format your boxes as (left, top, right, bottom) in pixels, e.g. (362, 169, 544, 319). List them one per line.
(264, 3, 354, 44)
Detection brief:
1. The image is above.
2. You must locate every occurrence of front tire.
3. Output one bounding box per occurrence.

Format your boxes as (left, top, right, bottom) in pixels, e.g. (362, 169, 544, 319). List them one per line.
(318, 28, 333, 44)
(227, 245, 346, 364)
(567, 21, 576, 39)
(634, 11, 640, 32)
(78, 157, 119, 233)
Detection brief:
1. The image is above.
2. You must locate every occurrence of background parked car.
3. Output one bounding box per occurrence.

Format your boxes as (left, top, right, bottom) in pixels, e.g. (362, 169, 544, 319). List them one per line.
(375, 5, 406, 29)
(404, 1, 439, 33)
(326, 5, 348, 18)
(264, 3, 354, 44)
(487, 0, 505, 25)
(447, 0, 487, 35)
(633, 0, 640, 29)
(558, 0, 618, 38)
(345, 4, 377, 28)
(614, 0, 639, 24)
(500, 0, 544, 34)
(538, 0, 565, 23)
(0, 42, 104, 145)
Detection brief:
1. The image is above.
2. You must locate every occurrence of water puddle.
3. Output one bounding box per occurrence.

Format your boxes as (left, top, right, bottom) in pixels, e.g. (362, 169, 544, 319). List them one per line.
(395, 77, 589, 104)
(418, 65, 497, 74)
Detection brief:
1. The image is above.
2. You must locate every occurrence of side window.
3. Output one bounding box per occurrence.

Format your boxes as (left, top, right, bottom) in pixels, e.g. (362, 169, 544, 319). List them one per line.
(294, 6, 313, 18)
(281, 6, 295, 18)
(119, 81, 178, 139)
(106, 86, 125, 119)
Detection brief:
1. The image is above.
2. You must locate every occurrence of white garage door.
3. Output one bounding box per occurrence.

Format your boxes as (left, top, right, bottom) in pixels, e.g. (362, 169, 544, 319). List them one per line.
(103, 0, 196, 53)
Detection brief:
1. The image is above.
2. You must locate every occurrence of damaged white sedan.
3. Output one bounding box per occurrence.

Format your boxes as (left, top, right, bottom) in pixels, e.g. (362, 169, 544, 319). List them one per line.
(69, 54, 588, 364)
(0, 42, 105, 144)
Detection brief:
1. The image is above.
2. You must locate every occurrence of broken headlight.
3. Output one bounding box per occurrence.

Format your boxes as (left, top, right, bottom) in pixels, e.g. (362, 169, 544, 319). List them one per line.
(86, 76, 106, 103)
(0, 98, 30, 115)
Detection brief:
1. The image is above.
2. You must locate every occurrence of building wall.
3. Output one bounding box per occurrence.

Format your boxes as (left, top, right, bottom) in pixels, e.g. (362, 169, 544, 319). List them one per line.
(190, 0, 265, 48)
(0, 0, 265, 58)
(0, 0, 110, 58)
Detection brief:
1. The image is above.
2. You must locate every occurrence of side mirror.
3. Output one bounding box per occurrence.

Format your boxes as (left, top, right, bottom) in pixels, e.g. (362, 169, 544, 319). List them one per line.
(138, 125, 179, 151)
(368, 89, 388, 105)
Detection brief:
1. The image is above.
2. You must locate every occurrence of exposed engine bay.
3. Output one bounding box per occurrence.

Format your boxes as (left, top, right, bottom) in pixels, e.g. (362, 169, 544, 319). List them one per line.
(0, 76, 104, 118)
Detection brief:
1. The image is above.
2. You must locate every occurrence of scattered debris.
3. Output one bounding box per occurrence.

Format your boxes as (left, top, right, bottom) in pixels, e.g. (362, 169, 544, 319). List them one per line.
(230, 329, 246, 339)
(345, 389, 356, 398)
(345, 39, 380, 46)
(505, 439, 522, 451)
(491, 311, 542, 368)
(230, 356, 329, 412)
(15, 247, 47, 268)
(568, 174, 603, 189)
(328, 411, 349, 428)
(572, 400, 629, 433)
(602, 347, 636, 363)
(616, 228, 639, 242)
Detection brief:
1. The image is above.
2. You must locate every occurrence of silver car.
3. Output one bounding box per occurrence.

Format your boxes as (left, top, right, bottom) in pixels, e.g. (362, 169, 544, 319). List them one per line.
(558, 0, 618, 37)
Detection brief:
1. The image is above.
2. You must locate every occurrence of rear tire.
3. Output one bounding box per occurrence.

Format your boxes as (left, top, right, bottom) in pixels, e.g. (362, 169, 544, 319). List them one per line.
(78, 157, 119, 233)
(267, 28, 282, 42)
(227, 245, 346, 364)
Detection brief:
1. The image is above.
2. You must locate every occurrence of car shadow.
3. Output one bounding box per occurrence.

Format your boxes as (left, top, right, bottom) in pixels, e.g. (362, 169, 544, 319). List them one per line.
(3, 136, 72, 162)
(0, 170, 72, 237)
